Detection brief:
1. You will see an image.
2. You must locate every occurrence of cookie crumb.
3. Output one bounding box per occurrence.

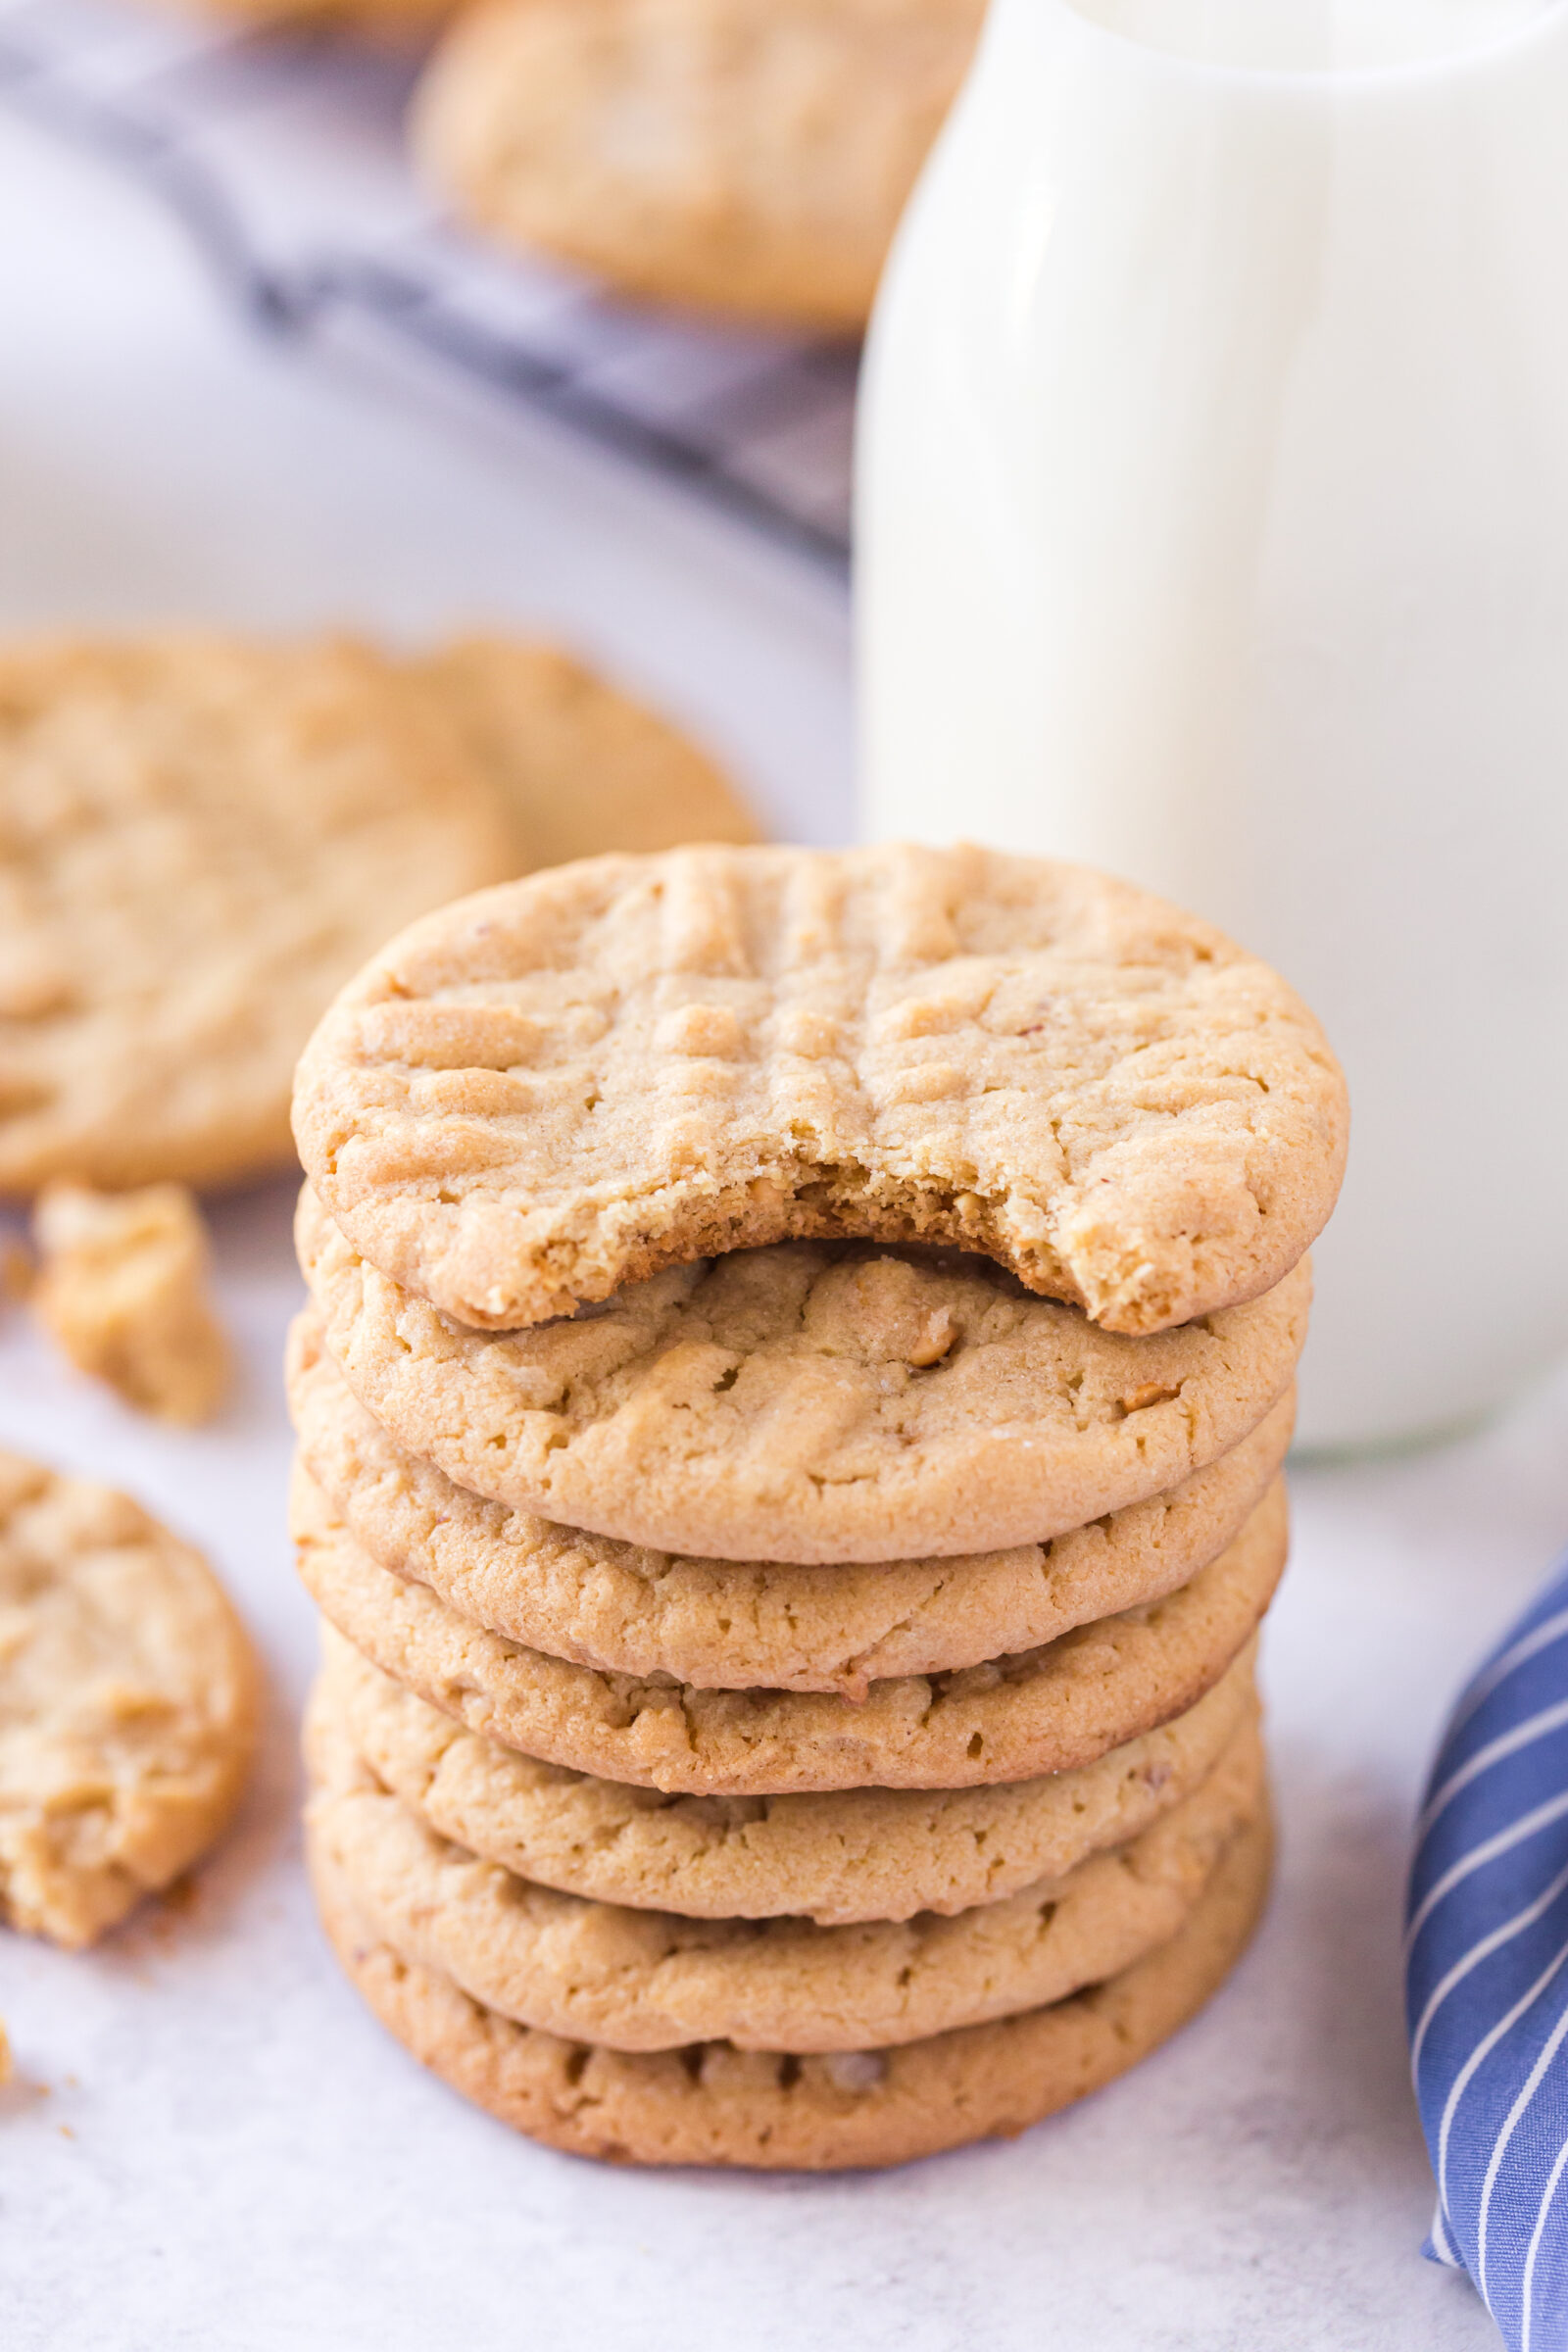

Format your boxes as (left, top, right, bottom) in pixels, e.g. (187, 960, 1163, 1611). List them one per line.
(1116, 1382, 1181, 1419)
(906, 1307, 957, 1368)
(821, 2051, 886, 2092)
(31, 1182, 231, 1425)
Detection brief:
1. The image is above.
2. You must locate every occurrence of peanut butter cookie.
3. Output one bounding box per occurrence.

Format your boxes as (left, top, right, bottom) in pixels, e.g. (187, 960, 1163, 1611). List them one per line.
(297, 1192, 1308, 1562)
(318, 1621, 1258, 1922)
(307, 1700, 1262, 2051)
(292, 843, 1346, 1339)
(415, 0, 984, 331)
(292, 1464, 1287, 1793)
(311, 1803, 1271, 2168)
(0, 1448, 259, 1946)
(0, 636, 520, 1194)
(421, 640, 757, 869)
(289, 1305, 1292, 1687)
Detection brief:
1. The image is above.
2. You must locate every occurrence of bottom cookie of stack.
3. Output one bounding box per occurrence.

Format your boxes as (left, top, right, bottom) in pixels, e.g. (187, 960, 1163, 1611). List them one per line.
(304, 1665, 1271, 2170)
(312, 1810, 1270, 2172)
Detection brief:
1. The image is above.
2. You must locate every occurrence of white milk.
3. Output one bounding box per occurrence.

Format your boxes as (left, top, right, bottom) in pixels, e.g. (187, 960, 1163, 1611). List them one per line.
(858, 0, 1568, 1449)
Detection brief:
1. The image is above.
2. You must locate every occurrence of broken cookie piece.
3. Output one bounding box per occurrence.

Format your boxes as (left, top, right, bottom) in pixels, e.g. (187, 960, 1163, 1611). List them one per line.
(0, 1446, 259, 1946)
(31, 1183, 231, 1426)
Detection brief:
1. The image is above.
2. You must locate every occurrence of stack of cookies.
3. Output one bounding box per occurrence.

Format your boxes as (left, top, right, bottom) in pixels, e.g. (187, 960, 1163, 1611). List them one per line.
(285, 843, 1347, 2171)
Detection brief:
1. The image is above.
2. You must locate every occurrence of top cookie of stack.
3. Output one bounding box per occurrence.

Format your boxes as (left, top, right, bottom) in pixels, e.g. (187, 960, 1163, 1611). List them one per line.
(293, 839, 1346, 1357)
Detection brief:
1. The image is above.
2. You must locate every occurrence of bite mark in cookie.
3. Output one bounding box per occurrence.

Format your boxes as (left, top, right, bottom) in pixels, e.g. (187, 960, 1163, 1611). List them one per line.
(293, 844, 1347, 1338)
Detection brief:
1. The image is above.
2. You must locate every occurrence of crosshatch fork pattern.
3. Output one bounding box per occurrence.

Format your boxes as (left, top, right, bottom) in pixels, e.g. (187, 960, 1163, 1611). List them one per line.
(0, 0, 857, 567)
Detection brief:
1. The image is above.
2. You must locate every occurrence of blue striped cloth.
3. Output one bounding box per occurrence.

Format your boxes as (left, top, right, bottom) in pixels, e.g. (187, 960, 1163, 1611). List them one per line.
(1408, 1554, 1568, 2348)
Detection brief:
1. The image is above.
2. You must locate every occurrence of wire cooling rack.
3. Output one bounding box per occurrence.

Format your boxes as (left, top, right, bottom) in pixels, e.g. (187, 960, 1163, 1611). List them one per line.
(0, 0, 858, 566)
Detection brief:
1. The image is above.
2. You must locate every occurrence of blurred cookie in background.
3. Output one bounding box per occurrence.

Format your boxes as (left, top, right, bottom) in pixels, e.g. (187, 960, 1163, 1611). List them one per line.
(418, 639, 758, 869)
(0, 636, 519, 1196)
(175, 0, 461, 37)
(0, 633, 755, 1198)
(414, 0, 985, 332)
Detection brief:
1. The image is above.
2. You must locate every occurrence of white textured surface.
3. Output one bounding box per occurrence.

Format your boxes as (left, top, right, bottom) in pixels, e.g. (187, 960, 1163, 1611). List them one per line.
(0, 93, 1559, 2352)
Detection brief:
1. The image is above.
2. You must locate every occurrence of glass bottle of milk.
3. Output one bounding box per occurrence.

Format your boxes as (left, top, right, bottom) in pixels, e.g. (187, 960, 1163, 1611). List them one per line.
(858, 0, 1568, 1451)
